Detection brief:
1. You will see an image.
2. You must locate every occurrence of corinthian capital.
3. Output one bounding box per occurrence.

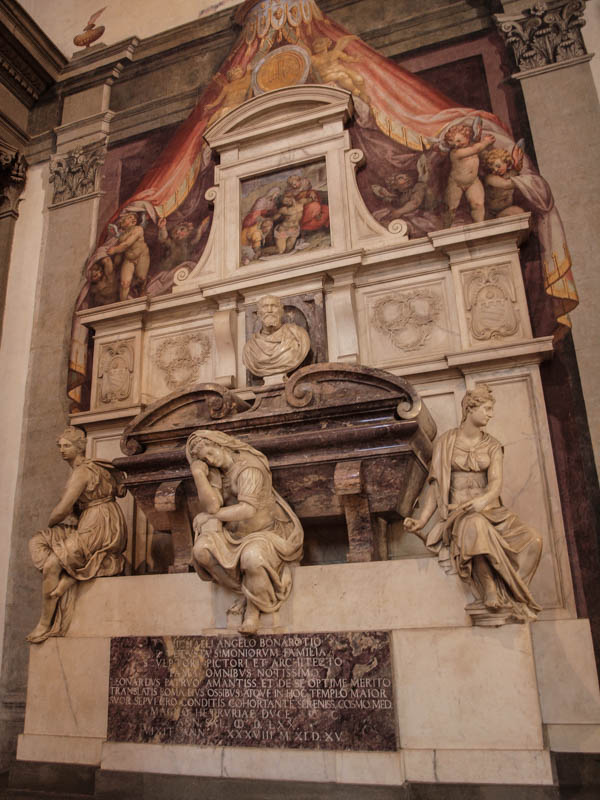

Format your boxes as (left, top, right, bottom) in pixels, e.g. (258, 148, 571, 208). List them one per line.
(49, 139, 106, 206)
(495, 1, 587, 73)
(0, 147, 27, 216)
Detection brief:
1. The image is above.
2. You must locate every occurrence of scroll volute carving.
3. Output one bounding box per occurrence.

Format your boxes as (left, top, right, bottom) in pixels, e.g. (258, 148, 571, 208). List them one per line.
(120, 383, 251, 456)
(285, 363, 433, 428)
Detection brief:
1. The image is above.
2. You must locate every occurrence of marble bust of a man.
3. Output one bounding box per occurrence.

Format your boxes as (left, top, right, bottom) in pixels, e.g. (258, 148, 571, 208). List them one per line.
(243, 295, 310, 380)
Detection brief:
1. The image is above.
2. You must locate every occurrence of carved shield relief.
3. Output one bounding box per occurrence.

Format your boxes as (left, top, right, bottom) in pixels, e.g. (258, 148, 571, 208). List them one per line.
(98, 342, 134, 405)
(464, 267, 520, 341)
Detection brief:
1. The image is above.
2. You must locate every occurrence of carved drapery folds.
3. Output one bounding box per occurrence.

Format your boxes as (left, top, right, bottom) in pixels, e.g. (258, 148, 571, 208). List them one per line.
(0, 148, 27, 216)
(49, 139, 106, 205)
(495, 1, 587, 72)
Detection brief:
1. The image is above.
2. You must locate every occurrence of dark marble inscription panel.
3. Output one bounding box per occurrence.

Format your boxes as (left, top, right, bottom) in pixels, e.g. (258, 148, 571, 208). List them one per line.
(108, 631, 397, 751)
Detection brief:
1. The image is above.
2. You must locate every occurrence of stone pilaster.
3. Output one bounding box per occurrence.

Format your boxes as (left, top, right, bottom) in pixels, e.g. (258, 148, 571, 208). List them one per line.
(495, 1, 600, 473)
(0, 41, 130, 767)
(0, 147, 27, 340)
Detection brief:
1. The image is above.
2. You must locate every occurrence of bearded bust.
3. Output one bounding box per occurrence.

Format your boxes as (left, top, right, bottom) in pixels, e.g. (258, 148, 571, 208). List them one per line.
(242, 295, 310, 380)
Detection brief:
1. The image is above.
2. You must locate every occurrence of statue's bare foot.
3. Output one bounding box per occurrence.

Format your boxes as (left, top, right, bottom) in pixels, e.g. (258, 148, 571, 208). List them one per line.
(239, 603, 260, 635)
(484, 589, 502, 610)
(26, 623, 50, 643)
(49, 575, 75, 599)
(227, 597, 246, 616)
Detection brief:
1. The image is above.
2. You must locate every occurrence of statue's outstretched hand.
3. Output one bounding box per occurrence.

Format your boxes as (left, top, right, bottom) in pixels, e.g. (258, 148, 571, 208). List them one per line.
(404, 516, 424, 532)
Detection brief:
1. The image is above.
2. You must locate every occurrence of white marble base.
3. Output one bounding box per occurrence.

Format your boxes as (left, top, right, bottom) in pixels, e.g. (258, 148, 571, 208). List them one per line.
(67, 559, 471, 638)
(17, 734, 103, 766)
(530, 619, 600, 725)
(402, 748, 554, 785)
(19, 565, 600, 786)
(545, 723, 600, 753)
(100, 741, 405, 785)
(392, 625, 544, 751)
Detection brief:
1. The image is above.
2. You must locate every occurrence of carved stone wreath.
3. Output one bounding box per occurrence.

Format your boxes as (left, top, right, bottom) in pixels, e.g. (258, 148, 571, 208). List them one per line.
(372, 290, 442, 352)
(154, 332, 211, 391)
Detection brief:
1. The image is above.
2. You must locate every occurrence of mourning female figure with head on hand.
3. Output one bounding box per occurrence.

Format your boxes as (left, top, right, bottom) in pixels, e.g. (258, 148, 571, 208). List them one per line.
(404, 385, 542, 624)
(186, 430, 303, 634)
(27, 427, 127, 643)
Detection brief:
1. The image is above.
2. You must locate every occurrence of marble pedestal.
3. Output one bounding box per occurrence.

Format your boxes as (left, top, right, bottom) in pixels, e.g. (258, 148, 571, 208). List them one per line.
(16, 560, 600, 789)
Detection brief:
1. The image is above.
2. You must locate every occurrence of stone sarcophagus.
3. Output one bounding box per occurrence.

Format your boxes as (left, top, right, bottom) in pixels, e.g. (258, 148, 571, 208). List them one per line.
(115, 364, 436, 571)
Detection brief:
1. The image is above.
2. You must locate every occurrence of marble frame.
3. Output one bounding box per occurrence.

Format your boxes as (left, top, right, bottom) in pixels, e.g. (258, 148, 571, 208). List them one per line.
(172, 85, 406, 295)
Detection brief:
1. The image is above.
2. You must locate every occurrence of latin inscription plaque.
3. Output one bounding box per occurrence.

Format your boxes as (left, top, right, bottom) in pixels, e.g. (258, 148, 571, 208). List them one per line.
(108, 631, 396, 750)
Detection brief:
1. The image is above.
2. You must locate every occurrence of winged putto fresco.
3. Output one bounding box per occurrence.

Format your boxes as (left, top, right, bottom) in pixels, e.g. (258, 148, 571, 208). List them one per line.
(68, 0, 578, 410)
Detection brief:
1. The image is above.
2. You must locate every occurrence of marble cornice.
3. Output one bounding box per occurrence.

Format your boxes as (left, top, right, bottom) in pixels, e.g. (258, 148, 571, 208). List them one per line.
(56, 38, 139, 96)
(0, 108, 27, 149)
(0, 0, 65, 109)
(132, 7, 237, 61)
(322, 0, 495, 56)
(48, 0, 497, 97)
(0, 0, 65, 78)
(19, 0, 502, 157)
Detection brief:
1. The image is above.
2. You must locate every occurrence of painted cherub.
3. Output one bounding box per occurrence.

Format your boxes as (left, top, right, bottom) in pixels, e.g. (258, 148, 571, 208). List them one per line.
(205, 65, 252, 128)
(372, 173, 427, 216)
(442, 121, 495, 226)
(107, 211, 150, 301)
(310, 35, 368, 101)
(157, 216, 210, 270)
(480, 143, 526, 218)
(88, 256, 118, 307)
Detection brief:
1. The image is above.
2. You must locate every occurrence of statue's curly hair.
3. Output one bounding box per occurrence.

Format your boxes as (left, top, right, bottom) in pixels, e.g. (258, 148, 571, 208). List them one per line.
(57, 426, 87, 454)
(460, 384, 495, 423)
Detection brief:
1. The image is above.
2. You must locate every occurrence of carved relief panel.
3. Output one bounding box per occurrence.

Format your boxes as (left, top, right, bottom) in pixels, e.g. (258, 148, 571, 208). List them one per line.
(146, 326, 214, 402)
(461, 264, 524, 347)
(358, 275, 459, 370)
(372, 290, 442, 353)
(97, 341, 134, 405)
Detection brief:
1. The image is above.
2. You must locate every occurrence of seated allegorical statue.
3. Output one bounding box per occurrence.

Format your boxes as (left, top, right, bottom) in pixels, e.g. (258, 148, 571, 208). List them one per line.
(27, 427, 128, 643)
(186, 429, 304, 634)
(242, 294, 310, 381)
(404, 384, 543, 625)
